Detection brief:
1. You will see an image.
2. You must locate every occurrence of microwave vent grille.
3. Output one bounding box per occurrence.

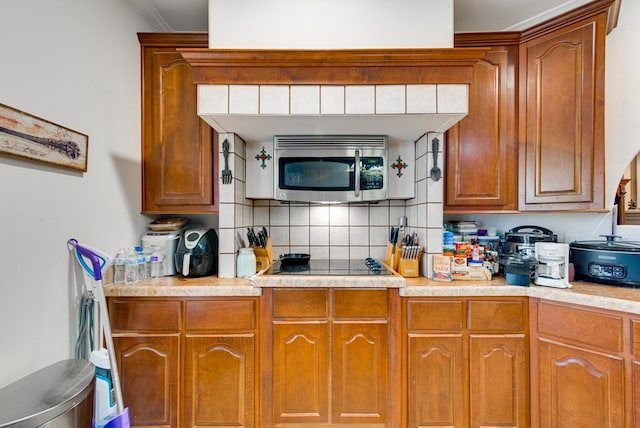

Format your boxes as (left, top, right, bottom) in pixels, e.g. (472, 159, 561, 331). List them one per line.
(274, 135, 387, 150)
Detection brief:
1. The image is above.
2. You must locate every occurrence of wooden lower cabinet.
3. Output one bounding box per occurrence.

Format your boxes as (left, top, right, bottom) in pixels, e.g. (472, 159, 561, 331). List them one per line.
(114, 335, 180, 428)
(108, 297, 258, 428)
(469, 335, 528, 427)
(408, 335, 464, 426)
(272, 322, 329, 424)
(184, 335, 256, 427)
(530, 300, 629, 428)
(537, 339, 624, 427)
(405, 297, 529, 428)
(262, 288, 399, 427)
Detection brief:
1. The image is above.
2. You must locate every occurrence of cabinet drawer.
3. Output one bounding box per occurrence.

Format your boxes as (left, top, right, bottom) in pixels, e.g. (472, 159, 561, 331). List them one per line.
(109, 299, 182, 332)
(273, 289, 328, 319)
(333, 289, 387, 319)
(537, 302, 623, 352)
(186, 299, 256, 331)
(467, 300, 525, 332)
(407, 300, 464, 331)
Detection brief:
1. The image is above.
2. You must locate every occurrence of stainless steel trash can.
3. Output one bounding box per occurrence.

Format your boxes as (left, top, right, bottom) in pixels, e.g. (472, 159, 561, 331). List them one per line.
(0, 359, 95, 427)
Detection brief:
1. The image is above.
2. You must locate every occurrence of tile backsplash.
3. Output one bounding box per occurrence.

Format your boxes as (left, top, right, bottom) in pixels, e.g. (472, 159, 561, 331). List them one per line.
(253, 200, 408, 261)
(217, 132, 444, 278)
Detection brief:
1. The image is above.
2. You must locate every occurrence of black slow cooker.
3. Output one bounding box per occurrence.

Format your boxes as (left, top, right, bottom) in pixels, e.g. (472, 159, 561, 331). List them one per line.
(570, 238, 640, 287)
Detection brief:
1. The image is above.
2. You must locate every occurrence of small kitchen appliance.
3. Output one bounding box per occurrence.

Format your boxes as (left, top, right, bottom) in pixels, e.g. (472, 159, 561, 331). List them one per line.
(498, 225, 557, 286)
(534, 242, 571, 288)
(141, 229, 182, 276)
(273, 135, 388, 203)
(570, 236, 640, 287)
(503, 225, 557, 257)
(175, 228, 218, 277)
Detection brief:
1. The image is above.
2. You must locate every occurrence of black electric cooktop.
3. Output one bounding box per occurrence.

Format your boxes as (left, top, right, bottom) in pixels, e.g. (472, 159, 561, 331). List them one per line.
(266, 258, 394, 276)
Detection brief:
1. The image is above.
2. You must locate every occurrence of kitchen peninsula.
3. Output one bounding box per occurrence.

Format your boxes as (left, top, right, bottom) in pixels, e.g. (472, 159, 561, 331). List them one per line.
(105, 277, 640, 427)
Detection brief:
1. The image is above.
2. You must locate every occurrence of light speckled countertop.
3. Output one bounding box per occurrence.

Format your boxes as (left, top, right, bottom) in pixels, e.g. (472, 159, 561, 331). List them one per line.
(402, 277, 640, 313)
(104, 275, 261, 297)
(104, 274, 640, 314)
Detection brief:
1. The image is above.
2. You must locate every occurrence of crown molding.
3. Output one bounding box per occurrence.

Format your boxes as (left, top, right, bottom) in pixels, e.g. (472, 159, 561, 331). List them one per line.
(129, 0, 173, 32)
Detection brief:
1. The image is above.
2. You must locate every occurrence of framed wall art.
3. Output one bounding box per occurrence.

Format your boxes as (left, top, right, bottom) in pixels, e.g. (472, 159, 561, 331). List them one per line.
(0, 102, 88, 172)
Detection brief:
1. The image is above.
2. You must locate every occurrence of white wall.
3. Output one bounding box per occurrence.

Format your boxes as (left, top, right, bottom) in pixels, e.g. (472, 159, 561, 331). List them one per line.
(447, 0, 640, 241)
(605, 0, 640, 205)
(209, 0, 454, 49)
(0, 0, 152, 388)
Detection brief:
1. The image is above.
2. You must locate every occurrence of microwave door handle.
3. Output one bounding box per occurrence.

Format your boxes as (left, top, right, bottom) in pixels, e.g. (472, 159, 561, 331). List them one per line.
(354, 149, 361, 198)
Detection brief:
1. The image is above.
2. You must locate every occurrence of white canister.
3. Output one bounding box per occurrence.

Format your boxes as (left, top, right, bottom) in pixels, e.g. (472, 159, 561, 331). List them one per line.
(236, 248, 257, 277)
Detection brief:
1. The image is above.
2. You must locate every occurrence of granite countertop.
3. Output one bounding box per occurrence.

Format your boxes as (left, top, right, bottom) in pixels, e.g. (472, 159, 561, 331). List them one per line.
(104, 274, 640, 314)
(250, 271, 406, 288)
(403, 277, 640, 313)
(104, 276, 261, 297)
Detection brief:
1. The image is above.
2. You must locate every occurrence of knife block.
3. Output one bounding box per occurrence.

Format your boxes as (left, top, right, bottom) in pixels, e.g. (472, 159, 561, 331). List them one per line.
(384, 243, 403, 272)
(397, 248, 423, 278)
(253, 238, 275, 272)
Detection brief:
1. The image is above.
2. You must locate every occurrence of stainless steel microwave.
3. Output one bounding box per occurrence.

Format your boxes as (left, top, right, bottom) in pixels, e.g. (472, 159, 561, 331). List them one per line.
(274, 135, 388, 203)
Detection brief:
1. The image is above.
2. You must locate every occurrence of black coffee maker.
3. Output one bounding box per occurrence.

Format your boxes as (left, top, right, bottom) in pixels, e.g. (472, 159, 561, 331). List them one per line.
(175, 228, 218, 277)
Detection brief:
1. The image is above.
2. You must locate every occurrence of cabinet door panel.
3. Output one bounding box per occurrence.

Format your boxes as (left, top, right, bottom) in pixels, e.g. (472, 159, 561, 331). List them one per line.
(272, 323, 329, 424)
(537, 339, 624, 428)
(408, 335, 465, 428)
(520, 17, 605, 210)
(147, 50, 214, 209)
(140, 34, 218, 214)
(332, 323, 388, 425)
(470, 335, 528, 428)
(113, 335, 180, 428)
(184, 335, 255, 428)
(446, 47, 517, 211)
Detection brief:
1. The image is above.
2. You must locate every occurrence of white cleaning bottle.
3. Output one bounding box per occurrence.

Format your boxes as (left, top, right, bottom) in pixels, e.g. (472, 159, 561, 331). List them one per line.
(90, 348, 118, 428)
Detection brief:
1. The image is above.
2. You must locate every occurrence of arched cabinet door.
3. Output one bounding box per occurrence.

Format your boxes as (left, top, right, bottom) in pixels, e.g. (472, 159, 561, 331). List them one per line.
(537, 340, 624, 427)
(113, 335, 180, 428)
(184, 335, 256, 428)
(139, 33, 218, 214)
(519, 14, 606, 211)
(446, 44, 518, 212)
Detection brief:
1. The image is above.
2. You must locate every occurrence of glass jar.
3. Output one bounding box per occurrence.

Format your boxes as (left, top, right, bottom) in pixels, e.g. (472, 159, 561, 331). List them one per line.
(236, 248, 257, 277)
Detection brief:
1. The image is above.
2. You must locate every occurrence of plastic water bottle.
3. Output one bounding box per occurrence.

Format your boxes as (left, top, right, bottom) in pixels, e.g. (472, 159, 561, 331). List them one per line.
(135, 246, 147, 281)
(113, 249, 126, 284)
(143, 247, 153, 279)
(124, 248, 138, 284)
(150, 248, 165, 279)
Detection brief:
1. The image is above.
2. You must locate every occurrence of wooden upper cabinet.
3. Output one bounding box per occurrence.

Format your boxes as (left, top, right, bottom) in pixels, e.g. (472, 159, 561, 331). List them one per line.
(446, 43, 518, 212)
(519, 14, 606, 211)
(139, 33, 218, 214)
